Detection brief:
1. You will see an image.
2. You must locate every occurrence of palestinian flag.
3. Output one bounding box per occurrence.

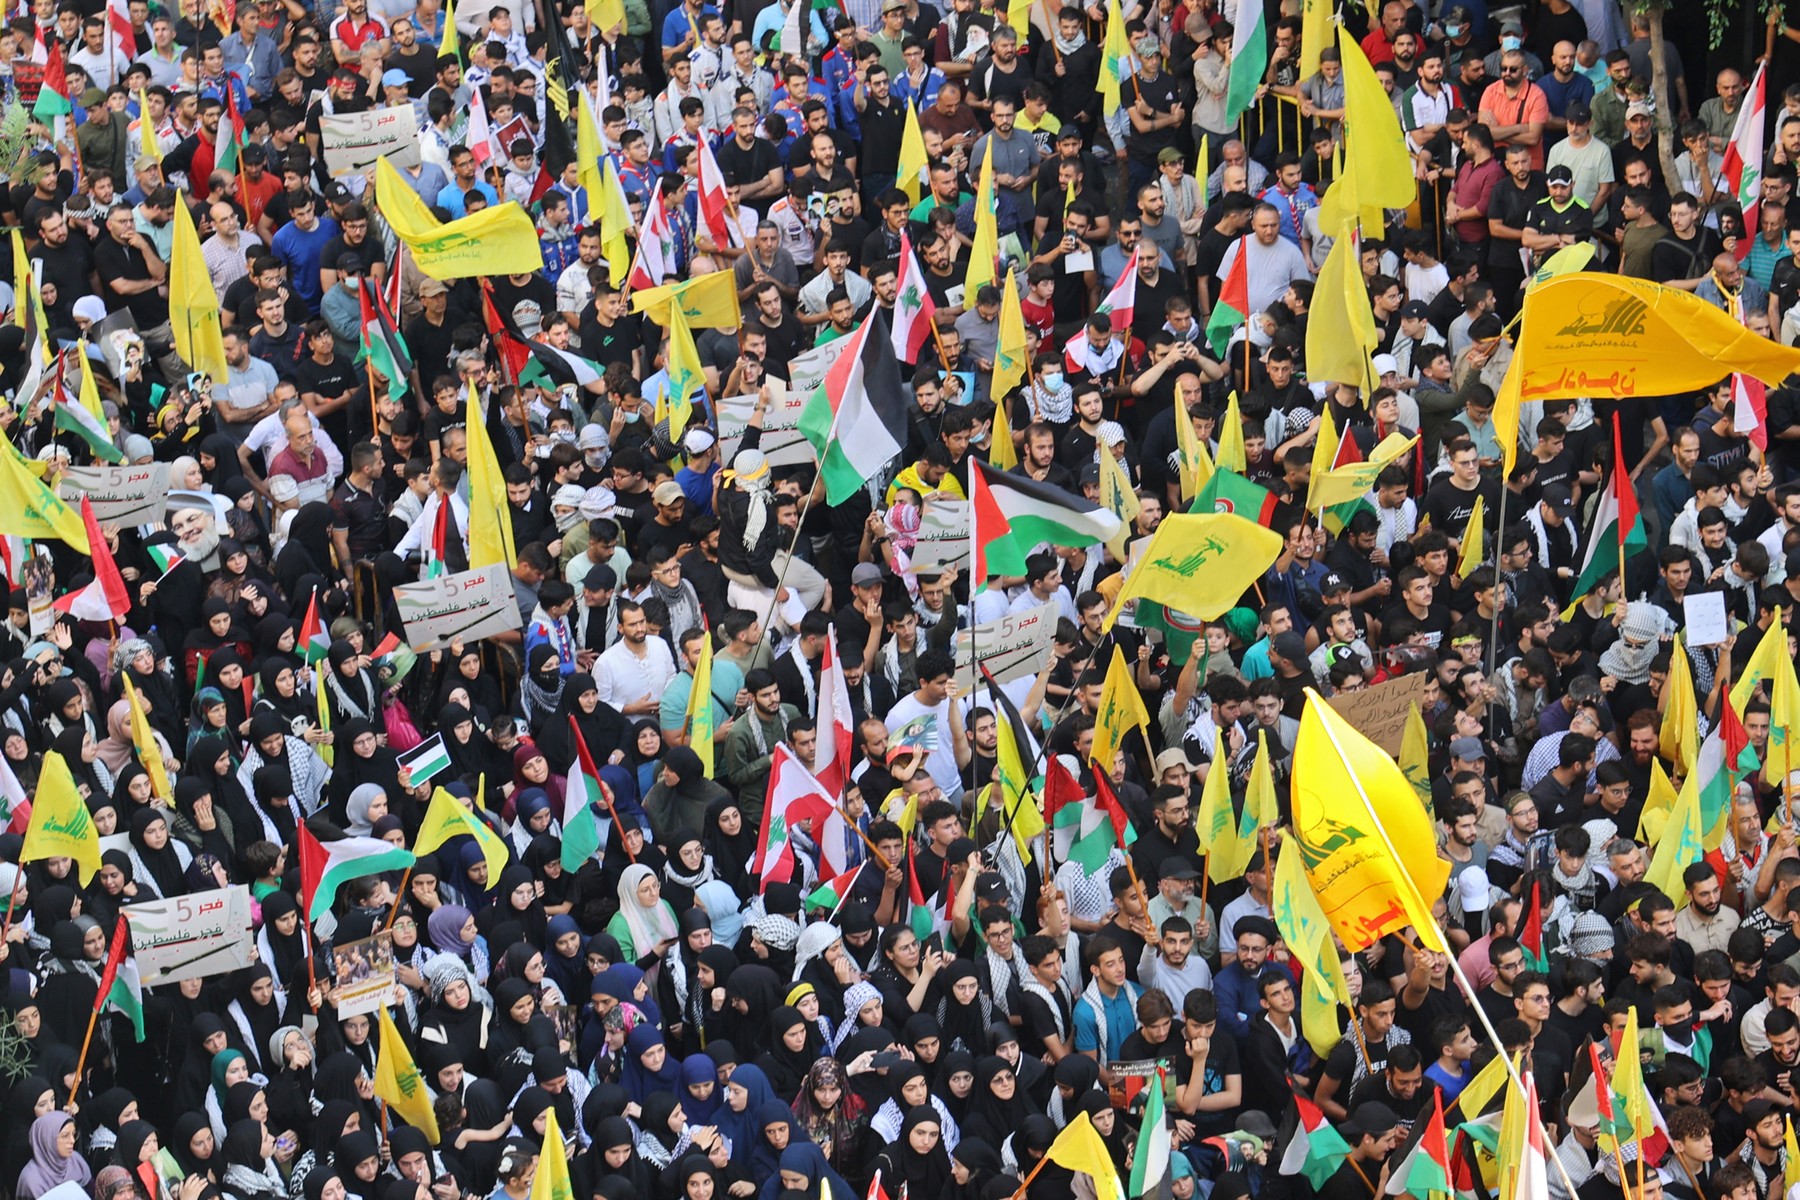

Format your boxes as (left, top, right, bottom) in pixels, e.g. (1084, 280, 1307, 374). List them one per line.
(970, 456, 1026, 583)
(1386, 1090, 1453, 1200)
(1280, 1091, 1352, 1189)
(805, 862, 865, 912)
(299, 590, 329, 664)
(1570, 419, 1648, 600)
(1128, 1067, 1171, 1200)
(423, 496, 451, 579)
(95, 917, 144, 1041)
(214, 103, 247, 176)
(358, 278, 412, 404)
(1095, 249, 1137, 332)
(1206, 236, 1250, 356)
(1194, 468, 1277, 523)
(798, 311, 909, 505)
(479, 282, 531, 385)
(296, 818, 416, 923)
(753, 744, 835, 889)
(58, 353, 125, 463)
(32, 40, 70, 120)
(522, 340, 604, 390)
(1052, 762, 1135, 871)
(562, 718, 609, 870)
(146, 544, 185, 578)
(1518, 878, 1547, 971)
(891, 233, 936, 360)
(905, 842, 938, 942)
(1696, 688, 1760, 844)
(53, 496, 130, 622)
(973, 460, 1121, 554)
(812, 631, 856, 798)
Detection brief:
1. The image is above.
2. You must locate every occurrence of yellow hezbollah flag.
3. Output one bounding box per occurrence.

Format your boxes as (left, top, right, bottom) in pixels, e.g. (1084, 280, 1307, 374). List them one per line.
(1196, 729, 1250, 883)
(1215, 391, 1247, 473)
(596, 159, 634, 288)
(1493, 351, 1525, 476)
(1604, 1009, 1657, 1150)
(439, 0, 458, 59)
(987, 681, 1042, 865)
(585, 0, 624, 35)
(1270, 831, 1354, 1057)
(663, 307, 705, 442)
(122, 675, 172, 803)
(1450, 1048, 1514, 1118)
(1644, 765, 1704, 905)
(1637, 757, 1680, 843)
(1098, 0, 1129, 117)
(1245, 729, 1279, 834)
(992, 268, 1029, 407)
(685, 630, 715, 776)
(1044, 1112, 1126, 1200)
(374, 158, 543, 280)
(1310, 433, 1417, 510)
(316, 663, 333, 767)
(1103, 513, 1285, 629)
(1661, 633, 1699, 776)
(416, 786, 510, 884)
(22, 751, 100, 884)
(1456, 495, 1484, 579)
(1096, 440, 1140, 560)
(575, 89, 606, 230)
(1731, 610, 1800, 727)
(1400, 702, 1431, 807)
(1175, 391, 1214, 502)
(374, 1004, 440, 1143)
(463, 383, 517, 571)
(1306, 221, 1378, 389)
(1092, 645, 1152, 772)
(631, 270, 742, 330)
(135, 90, 161, 164)
(530, 1106, 572, 1200)
(1317, 29, 1416, 230)
(1298, 0, 1331, 78)
(1517, 274, 1800, 411)
(1311, 410, 1340, 494)
(966, 138, 999, 296)
(898, 101, 930, 204)
(1290, 690, 1451, 952)
(989, 384, 1019, 471)
(0, 439, 89, 552)
(170, 194, 227, 383)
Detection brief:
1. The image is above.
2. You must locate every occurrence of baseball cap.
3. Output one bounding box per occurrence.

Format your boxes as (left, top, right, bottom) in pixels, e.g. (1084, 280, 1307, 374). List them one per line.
(1237, 1111, 1279, 1140)
(881, 0, 905, 11)
(1565, 100, 1592, 123)
(1626, 101, 1652, 119)
(1448, 735, 1485, 761)
(79, 87, 106, 108)
(1346, 1102, 1402, 1138)
(1371, 352, 1400, 376)
(1540, 482, 1574, 514)
(1157, 147, 1184, 165)
(1546, 164, 1574, 184)
(417, 278, 448, 297)
(1153, 748, 1193, 776)
(1400, 300, 1431, 320)
(852, 563, 884, 587)
(325, 181, 352, 202)
(975, 872, 1008, 901)
(1159, 858, 1200, 882)
(1271, 630, 1308, 664)
(381, 68, 411, 88)
(652, 480, 685, 506)
(1320, 572, 1350, 595)
(682, 428, 716, 454)
(337, 252, 364, 274)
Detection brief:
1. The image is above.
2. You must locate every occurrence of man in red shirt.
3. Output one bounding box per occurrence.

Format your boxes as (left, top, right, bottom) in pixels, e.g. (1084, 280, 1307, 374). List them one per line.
(1479, 50, 1550, 171)
(1359, 0, 1409, 66)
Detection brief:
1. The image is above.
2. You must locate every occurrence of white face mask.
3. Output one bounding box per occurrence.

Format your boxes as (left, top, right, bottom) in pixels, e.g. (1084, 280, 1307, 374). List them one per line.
(1501, 35, 1522, 51)
(1041, 372, 1063, 391)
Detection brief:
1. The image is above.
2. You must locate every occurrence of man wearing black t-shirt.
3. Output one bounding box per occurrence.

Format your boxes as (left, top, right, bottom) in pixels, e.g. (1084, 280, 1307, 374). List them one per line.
(715, 108, 785, 205)
(1652, 193, 1724, 291)
(1122, 34, 1183, 190)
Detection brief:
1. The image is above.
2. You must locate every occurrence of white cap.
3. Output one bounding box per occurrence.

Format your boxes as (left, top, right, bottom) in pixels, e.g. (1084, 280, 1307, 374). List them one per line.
(683, 428, 716, 454)
(1371, 353, 1400, 377)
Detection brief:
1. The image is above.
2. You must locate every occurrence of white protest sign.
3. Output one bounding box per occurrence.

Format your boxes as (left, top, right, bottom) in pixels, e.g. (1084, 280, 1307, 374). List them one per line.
(395, 566, 520, 651)
(130, 885, 255, 983)
(787, 336, 852, 397)
(955, 600, 1057, 685)
(59, 463, 170, 525)
(716, 384, 813, 468)
(1685, 591, 1729, 647)
(320, 108, 421, 177)
(909, 498, 969, 571)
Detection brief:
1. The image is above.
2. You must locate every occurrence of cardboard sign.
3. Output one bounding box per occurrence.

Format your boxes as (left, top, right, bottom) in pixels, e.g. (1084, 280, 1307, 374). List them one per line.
(59, 463, 170, 525)
(716, 384, 813, 469)
(1326, 670, 1432, 756)
(955, 600, 1057, 685)
(130, 885, 255, 983)
(319, 107, 421, 177)
(909, 498, 970, 572)
(395, 567, 520, 651)
(331, 929, 399, 1018)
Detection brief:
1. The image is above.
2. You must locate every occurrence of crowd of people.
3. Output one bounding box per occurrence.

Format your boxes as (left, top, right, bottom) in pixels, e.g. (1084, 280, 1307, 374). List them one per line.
(4, 0, 1800, 1199)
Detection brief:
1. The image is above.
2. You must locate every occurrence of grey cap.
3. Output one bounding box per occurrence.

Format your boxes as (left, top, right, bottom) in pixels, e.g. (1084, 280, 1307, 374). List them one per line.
(852, 563, 884, 587)
(1448, 735, 1485, 761)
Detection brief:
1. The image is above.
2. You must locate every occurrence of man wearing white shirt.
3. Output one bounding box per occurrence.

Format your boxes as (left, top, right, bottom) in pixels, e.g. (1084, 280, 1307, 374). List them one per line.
(69, 17, 131, 89)
(238, 396, 345, 482)
(593, 600, 677, 717)
(1216, 204, 1313, 314)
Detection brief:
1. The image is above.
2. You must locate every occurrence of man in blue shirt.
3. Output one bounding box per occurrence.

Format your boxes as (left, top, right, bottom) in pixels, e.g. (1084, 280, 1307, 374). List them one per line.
(1072, 935, 1143, 1071)
(268, 191, 339, 314)
(435, 145, 499, 217)
(661, 0, 719, 66)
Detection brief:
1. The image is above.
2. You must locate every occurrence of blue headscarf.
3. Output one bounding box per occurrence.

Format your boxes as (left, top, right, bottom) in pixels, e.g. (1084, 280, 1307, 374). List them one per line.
(715, 1063, 780, 1174)
(620, 1025, 682, 1104)
(761, 1143, 855, 1200)
(694, 880, 746, 948)
(543, 914, 587, 999)
(679, 1053, 723, 1122)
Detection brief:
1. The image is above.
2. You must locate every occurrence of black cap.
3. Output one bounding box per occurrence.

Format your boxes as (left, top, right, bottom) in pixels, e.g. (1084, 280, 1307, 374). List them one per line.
(1321, 572, 1350, 594)
(1540, 483, 1574, 514)
(337, 252, 364, 274)
(1159, 858, 1200, 882)
(326, 180, 352, 202)
(1345, 1102, 1402, 1138)
(1546, 164, 1575, 184)
(1565, 100, 1592, 123)
(1400, 299, 1431, 319)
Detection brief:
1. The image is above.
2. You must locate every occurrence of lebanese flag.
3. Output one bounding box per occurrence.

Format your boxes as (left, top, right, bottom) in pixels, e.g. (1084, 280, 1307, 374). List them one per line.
(752, 744, 836, 889)
(1724, 63, 1768, 228)
(694, 137, 741, 251)
(812, 631, 856, 798)
(891, 232, 936, 360)
(1095, 249, 1137, 333)
(467, 85, 495, 164)
(627, 192, 674, 292)
(108, 0, 137, 56)
(52, 497, 130, 622)
(1735, 374, 1769, 452)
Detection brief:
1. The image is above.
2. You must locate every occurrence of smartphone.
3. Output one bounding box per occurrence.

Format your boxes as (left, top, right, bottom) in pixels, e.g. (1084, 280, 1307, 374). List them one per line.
(869, 1050, 905, 1069)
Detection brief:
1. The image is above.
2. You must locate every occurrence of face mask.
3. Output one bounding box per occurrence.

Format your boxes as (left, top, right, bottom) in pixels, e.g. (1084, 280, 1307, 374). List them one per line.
(551, 428, 576, 444)
(1501, 35, 1521, 51)
(623, 410, 641, 424)
(1041, 372, 1063, 391)
(1443, 23, 1462, 37)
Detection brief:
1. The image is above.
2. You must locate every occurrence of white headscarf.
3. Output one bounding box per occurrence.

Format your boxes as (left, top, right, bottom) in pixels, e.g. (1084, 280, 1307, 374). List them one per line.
(616, 863, 678, 957)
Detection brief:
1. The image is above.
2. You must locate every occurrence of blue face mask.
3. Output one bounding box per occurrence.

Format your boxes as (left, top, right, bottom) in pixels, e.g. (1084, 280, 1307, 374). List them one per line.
(1501, 35, 1522, 51)
(1444, 23, 1463, 37)
(1042, 372, 1064, 391)
(623, 409, 641, 424)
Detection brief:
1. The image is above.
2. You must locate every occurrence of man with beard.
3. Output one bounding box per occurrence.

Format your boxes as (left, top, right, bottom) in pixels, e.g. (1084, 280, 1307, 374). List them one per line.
(718, 668, 803, 828)
(1677, 862, 1742, 956)
(1130, 784, 1203, 882)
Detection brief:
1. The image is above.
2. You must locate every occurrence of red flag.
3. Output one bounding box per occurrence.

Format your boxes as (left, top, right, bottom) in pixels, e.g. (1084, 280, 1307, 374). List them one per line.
(1518, 877, 1544, 969)
(1734, 374, 1769, 453)
(480, 281, 531, 384)
(52, 497, 131, 622)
